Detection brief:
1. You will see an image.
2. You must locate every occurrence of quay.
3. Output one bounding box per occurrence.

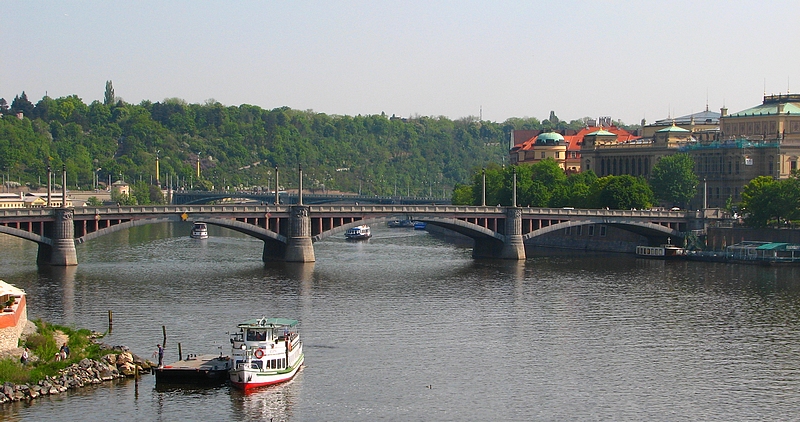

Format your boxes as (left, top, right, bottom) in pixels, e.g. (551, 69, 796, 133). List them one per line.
(154, 354, 232, 385)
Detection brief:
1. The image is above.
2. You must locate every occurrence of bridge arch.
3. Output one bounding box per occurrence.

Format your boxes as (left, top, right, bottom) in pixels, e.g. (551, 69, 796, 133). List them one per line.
(523, 218, 682, 241)
(312, 214, 503, 243)
(77, 215, 287, 244)
(0, 225, 51, 246)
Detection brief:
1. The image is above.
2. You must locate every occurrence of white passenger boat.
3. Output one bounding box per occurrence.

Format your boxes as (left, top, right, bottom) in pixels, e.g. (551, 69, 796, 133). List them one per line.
(636, 238, 685, 259)
(229, 317, 304, 391)
(190, 222, 208, 239)
(345, 225, 372, 240)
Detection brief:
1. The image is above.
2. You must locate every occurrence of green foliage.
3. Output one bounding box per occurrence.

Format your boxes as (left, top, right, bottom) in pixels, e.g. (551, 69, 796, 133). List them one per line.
(86, 196, 104, 206)
(740, 174, 800, 227)
(592, 175, 655, 210)
(0, 320, 111, 384)
(0, 358, 30, 384)
(0, 89, 517, 195)
(650, 153, 698, 206)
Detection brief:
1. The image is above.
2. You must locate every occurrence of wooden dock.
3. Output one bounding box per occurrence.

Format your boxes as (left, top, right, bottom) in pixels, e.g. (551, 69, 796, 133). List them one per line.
(154, 354, 232, 385)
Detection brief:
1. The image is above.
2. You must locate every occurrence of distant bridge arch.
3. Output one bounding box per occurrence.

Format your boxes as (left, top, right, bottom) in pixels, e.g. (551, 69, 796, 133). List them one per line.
(523, 218, 682, 241)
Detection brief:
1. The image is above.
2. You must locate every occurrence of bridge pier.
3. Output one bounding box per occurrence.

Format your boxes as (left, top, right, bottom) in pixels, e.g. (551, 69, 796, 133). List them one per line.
(282, 206, 315, 263)
(473, 207, 526, 260)
(37, 209, 78, 266)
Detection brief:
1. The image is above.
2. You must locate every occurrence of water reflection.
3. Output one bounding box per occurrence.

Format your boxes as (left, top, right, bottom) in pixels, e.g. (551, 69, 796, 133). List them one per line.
(229, 374, 303, 421)
(37, 265, 78, 324)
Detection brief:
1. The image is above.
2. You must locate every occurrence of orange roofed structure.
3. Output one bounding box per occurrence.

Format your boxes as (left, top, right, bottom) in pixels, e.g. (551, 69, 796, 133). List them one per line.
(510, 126, 640, 173)
(0, 280, 27, 352)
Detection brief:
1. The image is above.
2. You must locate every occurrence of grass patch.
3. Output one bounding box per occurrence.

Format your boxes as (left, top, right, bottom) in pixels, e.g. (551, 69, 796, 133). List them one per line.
(0, 319, 113, 384)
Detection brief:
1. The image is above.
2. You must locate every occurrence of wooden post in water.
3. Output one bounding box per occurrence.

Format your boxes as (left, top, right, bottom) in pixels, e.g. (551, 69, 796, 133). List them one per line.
(108, 310, 113, 333)
(162, 325, 167, 349)
(178, 342, 183, 361)
(134, 365, 139, 399)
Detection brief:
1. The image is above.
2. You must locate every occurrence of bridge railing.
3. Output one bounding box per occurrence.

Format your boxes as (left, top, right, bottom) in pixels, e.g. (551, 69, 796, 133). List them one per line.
(1, 205, 695, 218)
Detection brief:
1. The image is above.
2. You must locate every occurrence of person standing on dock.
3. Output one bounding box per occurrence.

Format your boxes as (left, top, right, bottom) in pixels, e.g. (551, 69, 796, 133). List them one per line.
(154, 344, 164, 367)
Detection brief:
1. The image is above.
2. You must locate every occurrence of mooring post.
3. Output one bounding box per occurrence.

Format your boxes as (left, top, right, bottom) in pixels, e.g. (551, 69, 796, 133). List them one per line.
(178, 342, 183, 361)
(108, 310, 113, 333)
(162, 325, 167, 349)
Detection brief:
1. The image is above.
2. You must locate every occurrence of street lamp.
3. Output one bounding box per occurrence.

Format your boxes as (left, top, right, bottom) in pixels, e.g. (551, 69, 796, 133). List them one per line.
(155, 150, 160, 187)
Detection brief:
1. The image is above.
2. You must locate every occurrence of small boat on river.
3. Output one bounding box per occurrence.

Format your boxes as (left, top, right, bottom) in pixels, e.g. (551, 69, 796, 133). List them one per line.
(190, 222, 208, 239)
(387, 219, 414, 228)
(229, 317, 304, 391)
(345, 225, 372, 240)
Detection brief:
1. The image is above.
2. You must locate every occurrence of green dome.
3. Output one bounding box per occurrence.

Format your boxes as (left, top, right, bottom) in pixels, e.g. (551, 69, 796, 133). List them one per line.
(535, 132, 565, 144)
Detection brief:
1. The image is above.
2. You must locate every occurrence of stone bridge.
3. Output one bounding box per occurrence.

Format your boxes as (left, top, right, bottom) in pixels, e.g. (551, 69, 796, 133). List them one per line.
(0, 205, 697, 266)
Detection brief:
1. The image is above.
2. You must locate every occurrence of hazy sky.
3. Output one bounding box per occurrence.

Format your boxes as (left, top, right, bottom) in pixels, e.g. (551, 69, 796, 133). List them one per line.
(3, 1, 799, 125)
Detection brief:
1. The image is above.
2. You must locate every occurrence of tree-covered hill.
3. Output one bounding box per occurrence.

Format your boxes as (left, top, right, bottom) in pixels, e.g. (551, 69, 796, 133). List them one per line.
(0, 86, 638, 196)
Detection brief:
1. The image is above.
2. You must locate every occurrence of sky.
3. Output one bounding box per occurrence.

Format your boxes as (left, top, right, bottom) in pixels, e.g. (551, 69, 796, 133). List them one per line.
(2, 1, 800, 126)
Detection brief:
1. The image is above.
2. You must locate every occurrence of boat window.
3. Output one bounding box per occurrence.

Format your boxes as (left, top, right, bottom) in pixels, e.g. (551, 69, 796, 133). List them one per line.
(247, 330, 267, 341)
(251, 360, 263, 370)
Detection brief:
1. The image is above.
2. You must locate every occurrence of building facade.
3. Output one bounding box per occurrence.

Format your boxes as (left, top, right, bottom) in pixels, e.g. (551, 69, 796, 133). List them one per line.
(510, 95, 800, 209)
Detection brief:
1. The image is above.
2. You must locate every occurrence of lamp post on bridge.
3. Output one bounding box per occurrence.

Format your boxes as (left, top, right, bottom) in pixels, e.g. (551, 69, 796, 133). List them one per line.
(512, 166, 517, 208)
(481, 168, 486, 206)
(155, 150, 161, 187)
(275, 166, 279, 205)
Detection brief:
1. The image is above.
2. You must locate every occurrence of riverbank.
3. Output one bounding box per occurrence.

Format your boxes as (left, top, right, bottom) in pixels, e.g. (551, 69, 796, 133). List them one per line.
(0, 320, 154, 405)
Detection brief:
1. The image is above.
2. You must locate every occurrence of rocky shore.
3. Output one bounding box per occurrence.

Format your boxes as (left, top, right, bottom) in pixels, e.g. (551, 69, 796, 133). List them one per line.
(0, 345, 155, 404)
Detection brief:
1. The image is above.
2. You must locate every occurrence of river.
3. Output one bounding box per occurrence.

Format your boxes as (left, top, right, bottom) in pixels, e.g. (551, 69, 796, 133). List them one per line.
(2, 223, 800, 421)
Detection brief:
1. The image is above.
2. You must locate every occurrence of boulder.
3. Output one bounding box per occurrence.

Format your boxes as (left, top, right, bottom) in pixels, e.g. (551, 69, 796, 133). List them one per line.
(116, 352, 133, 366)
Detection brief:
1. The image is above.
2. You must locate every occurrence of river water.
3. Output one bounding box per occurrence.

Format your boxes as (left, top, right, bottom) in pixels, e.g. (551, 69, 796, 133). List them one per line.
(2, 223, 800, 421)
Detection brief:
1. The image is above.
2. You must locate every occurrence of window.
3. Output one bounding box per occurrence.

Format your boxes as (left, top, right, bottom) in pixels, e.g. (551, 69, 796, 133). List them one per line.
(791, 161, 797, 171)
(600, 225, 607, 236)
(588, 225, 595, 236)
(541, 151, 546, 159)
(576, 226, 582, 236)
(555, 151, 560, 158)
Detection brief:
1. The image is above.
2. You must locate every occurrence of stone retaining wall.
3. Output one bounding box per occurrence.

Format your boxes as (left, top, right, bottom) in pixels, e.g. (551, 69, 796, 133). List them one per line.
(0, 305, 27, 352)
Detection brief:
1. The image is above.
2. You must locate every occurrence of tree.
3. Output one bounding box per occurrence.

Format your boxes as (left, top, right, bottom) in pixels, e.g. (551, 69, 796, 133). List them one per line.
(740, 174, 800, 227)
(86, 196, 104, 206)
(104, 81, 115, 106)
(10, 92, 34, 117)
(649, 153, 699, 207)
(593, 175, 655, 210)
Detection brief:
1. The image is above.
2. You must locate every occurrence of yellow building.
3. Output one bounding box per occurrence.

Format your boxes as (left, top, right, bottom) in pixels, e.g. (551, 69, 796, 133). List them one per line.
(0, 193, 73, 209)
(719, 93, 800, 177)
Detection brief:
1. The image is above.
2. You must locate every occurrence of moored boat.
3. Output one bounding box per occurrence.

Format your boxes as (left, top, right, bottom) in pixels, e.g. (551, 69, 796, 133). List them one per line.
(635, 238, 685, 259)
(413, 221, 427, 230)
(190, 222, 208, 239)
(229, 317, 304, 391)
(345, 225, 372, 240)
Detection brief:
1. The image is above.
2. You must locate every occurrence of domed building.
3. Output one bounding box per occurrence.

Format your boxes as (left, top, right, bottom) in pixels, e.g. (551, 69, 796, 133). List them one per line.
(510, 131, 567, 168)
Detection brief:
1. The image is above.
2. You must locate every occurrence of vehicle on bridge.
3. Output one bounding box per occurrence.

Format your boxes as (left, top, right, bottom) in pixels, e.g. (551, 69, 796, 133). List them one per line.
(345, 225, 372, 240)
